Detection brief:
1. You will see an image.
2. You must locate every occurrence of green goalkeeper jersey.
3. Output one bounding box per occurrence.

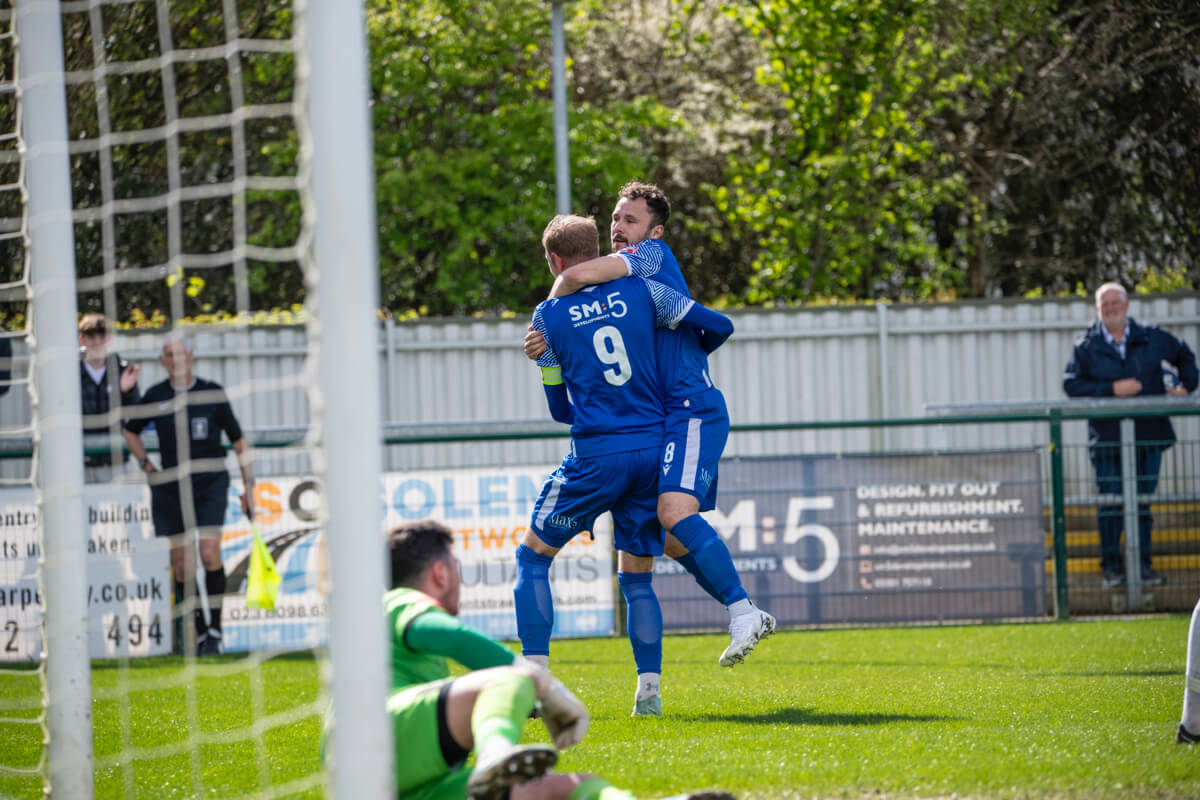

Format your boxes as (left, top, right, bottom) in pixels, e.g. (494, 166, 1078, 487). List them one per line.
(386, 587, 516, 691)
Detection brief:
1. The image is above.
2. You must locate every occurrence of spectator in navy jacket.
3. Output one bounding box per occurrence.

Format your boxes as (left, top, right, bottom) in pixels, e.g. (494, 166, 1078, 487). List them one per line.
(0, 336, 11, 398)
(79, 313, 140, 482)
(1063, 282, 1198, 589)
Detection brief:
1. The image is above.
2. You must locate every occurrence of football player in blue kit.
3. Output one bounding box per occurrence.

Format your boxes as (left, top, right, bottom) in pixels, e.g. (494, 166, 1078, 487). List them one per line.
(515, 214, 734, 716)
(525, 182, 775, 674)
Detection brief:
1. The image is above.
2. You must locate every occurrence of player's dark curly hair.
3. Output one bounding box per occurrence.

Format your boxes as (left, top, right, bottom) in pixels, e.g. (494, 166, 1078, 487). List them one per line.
(387, 519, 454, 589)
(619, 180, 671, 228)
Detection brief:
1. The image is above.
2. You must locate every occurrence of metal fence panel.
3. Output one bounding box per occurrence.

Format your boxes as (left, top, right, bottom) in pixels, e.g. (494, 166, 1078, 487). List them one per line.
(6, 299, 1200, 620)
(3, 292, 1199, 473)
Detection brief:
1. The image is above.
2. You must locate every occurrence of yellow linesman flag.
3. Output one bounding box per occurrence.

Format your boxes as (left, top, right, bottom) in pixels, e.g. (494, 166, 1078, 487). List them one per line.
(246, 524, 282, 611)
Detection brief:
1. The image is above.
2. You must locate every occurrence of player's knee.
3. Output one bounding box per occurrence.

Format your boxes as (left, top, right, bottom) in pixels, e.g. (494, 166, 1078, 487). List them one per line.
(521, 529, 560, 557)
(658, 491, 699, 532)
(617, 551, 654, 573)
(516, 543, 554, 573)
(668, 512, 715, 552)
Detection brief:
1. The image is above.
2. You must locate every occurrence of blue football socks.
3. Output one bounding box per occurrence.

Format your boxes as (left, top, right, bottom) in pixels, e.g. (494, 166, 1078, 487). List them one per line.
(671, 514, 748, 606)
(672, 551, 723, 603)
(618, 571, 663, 675)
(514, 544, 555, 657)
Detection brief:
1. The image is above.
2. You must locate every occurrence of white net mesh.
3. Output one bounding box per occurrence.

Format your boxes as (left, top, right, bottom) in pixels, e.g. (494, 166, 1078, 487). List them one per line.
(0, 7, 42, 797)
(0, 1, 337, 796)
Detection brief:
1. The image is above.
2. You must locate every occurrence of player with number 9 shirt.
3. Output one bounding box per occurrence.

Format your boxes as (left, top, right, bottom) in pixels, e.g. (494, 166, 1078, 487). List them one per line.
(515, 214, 734, 717)
(538, 183, 776, 678)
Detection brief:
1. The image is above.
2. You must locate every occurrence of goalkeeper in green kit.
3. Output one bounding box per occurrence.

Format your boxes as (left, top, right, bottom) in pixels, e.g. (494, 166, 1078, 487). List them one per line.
(384, 520, 734, 800)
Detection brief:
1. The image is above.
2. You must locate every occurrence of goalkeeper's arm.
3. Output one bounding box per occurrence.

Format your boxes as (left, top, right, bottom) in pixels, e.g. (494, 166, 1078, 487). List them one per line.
(405, 613, 590, 747)
(507, 661, 588, 750)
(402, 607, 516, 671)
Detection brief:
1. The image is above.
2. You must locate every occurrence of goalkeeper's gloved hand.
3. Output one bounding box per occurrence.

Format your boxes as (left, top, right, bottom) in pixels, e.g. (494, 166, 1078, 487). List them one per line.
(538, 677, 589, 749)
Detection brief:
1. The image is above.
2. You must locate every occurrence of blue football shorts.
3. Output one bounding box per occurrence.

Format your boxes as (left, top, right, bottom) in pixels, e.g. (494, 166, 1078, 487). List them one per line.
(530, 446, 663, 557)
(660, 387, 729, 511)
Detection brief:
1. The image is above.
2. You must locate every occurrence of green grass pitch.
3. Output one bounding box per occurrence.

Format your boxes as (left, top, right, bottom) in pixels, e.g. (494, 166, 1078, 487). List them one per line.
(2, 616, 1198, 799)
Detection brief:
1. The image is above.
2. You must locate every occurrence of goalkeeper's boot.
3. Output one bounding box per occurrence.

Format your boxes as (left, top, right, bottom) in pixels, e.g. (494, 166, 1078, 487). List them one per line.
(1177, 723, 1200, 744)
(631, 693, 662, 717)
(466, 743, 557, 800)
(719, 608, 775, 667)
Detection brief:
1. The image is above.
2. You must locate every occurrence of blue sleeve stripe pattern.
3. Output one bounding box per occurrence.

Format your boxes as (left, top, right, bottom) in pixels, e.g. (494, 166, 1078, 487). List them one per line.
(647, 280, 694, 328)
(617, 240, 665, 278)
(531, 305, 559, 367)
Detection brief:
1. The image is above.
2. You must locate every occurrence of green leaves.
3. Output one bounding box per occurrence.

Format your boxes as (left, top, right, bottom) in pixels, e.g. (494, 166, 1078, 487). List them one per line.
(716, 0, 979, 302)
(368, 0, 669, 315)
(51, 0, 1200, 321)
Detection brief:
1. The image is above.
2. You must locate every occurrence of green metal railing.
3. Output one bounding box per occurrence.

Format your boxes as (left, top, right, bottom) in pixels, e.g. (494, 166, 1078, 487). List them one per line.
(925, 397, 1200, 620)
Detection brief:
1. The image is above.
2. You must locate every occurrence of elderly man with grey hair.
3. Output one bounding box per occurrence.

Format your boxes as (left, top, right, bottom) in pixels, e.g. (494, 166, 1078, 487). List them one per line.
(123, 333, 254, 655)
(1063, 282, 1199, 589)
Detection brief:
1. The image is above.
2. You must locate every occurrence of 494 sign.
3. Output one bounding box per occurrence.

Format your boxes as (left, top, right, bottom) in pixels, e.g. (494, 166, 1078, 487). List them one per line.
(1, 613, 169, 660)
(99, 613, 166, 654)
(86, 555, 173, 657)
(0, 552, 173, 661)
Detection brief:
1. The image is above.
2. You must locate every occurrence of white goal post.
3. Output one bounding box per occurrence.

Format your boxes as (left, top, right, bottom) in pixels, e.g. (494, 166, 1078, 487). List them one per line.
(16, 2, 94, 798)
(302, 0, 395, 797)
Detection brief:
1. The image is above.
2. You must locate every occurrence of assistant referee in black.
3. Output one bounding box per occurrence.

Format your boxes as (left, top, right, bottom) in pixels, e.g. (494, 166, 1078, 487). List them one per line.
(123, 334, 254, 656)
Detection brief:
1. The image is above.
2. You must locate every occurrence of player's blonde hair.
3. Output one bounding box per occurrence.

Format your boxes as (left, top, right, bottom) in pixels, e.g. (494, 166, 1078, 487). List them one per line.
(542, 214, 600, 268)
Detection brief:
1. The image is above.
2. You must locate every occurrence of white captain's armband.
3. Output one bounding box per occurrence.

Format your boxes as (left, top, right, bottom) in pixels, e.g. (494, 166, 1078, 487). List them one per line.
(541, 366, 563, 386)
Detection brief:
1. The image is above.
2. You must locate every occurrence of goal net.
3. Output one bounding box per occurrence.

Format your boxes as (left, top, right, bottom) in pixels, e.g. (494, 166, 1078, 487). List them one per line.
(0, 1, 390, 797)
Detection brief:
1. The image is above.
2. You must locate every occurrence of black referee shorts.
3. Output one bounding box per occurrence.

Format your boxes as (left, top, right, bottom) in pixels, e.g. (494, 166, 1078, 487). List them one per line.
(150, 473, 230, 538)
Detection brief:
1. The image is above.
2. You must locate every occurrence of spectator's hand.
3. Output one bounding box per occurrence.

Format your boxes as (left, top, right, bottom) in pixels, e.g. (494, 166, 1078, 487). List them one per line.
(524, 327, 546, 361)
(1112, 377, 1142, 397)
(1168, 385, 1189, 397)
(120, 363, 140, 393)
(539, 677, 589, 749)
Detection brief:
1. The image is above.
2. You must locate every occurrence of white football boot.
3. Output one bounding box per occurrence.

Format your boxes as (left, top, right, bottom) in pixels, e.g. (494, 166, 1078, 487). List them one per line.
(718, 607, 775, 667)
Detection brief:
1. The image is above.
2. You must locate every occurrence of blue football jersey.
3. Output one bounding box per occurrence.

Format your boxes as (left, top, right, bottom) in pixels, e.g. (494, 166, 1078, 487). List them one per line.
(614, 238, 714, 403)
(532, 276, 694, 457)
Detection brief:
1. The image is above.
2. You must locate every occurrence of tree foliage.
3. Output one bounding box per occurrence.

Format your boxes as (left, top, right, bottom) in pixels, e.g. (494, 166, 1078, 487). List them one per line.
(23, 0, 1200, 320)
(367, 0, 691, 315)
(982, 0, 1200, 295)
(719, 0, 1200, 301)
(44, 0, 300, 322)
(718, 0, 980, 302)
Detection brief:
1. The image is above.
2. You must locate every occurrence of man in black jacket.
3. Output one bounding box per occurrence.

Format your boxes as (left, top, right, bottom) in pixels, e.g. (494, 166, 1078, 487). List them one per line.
(0, 335, 11, 398)
(1063, 283, 1198, 588)
(79, 313, 140, 482)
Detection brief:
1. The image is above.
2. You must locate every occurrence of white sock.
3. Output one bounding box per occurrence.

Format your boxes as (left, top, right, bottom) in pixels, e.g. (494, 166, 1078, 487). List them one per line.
(727, 598, 753, 618)
(524, 654, 549, 669)
(636, 672, 660, 700)
(1184, 598, 1200, 732)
